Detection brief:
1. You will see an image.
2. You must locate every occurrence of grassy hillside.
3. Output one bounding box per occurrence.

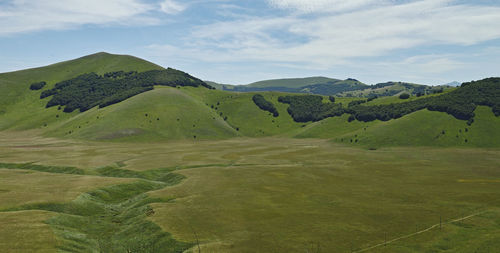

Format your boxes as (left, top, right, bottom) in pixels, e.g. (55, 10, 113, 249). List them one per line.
(338, 81, 440, 97)
(205, 81, 234, 90)
(328, 106, 500, 148)
(0, 52, 163, 130)
(182, 88, 305, 137)
(0, 53, 498, 147)
(0, 52, 162, 108)
(294, 101, 499, 148)
(44, 87, 239, 141)
(0, 53, 238, 141)
(213, 77, 442, 98)
(247, 76, 339, 88)
(225, 77, 370, 96)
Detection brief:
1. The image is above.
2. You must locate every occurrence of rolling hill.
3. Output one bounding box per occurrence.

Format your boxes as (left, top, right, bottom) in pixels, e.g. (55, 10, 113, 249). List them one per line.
(0, 52, 498, 147)
(247, 76, 340, 88)
(209, 77, 450, 97)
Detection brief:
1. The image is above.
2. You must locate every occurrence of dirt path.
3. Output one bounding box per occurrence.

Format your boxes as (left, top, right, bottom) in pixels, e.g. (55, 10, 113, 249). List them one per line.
(353, 210, 488, 253)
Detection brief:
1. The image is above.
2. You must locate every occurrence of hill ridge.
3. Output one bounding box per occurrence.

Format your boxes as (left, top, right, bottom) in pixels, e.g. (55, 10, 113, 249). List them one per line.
(0, 53, 498, 147)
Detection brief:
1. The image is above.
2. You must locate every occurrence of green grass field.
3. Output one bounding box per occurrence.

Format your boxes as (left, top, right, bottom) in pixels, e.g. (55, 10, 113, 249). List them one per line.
(1, 53, 499, 252)
(0, 133, 499, 252)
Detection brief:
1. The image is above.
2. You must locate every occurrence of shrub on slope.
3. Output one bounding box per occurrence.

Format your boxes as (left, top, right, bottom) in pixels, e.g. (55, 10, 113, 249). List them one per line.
(29, 81, 46, 90)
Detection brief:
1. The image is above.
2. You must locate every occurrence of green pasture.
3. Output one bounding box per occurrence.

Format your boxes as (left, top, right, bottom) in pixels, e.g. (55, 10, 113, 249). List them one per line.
(0, 135, 499, 252)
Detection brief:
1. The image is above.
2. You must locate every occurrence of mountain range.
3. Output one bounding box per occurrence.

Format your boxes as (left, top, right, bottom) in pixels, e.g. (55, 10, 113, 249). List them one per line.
(207, 77, 451, 97)
(0, 52, 498, 148)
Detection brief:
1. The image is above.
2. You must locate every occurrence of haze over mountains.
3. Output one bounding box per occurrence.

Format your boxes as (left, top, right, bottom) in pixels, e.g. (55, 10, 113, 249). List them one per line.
(0, 52, 498, 147)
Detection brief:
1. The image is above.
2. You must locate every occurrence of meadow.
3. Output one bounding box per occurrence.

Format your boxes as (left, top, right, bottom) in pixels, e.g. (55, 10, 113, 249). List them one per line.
(0, 131, 499, 252)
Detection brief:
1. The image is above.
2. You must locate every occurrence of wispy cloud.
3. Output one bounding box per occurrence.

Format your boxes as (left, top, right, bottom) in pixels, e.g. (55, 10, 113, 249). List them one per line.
(268, 0, 384, 13)
(149, 0, 500, 69)
(0, 0, 166, 36)
(160, 0, 187, 14)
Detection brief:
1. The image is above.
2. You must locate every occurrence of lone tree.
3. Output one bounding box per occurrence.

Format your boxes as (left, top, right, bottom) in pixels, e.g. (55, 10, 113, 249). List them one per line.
(30, 81, 47, 90)
(399, 93, 410, 99)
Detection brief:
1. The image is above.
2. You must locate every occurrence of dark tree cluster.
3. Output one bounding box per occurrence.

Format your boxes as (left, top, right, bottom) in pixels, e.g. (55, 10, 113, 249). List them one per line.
(252, 94, 279, 117)
(377, 89, 402, 97)
(367, 95, 378, 102)
(399, 93, 410, 99)
(370, 82, 431, 96)
(229, 86, 297, 93)
(99, 86, 154, 108)
(40, 68, 214, 113)
(302, 82, 368, 96)
(348, 77, 500, 122)
(278, 95, 343, 122)
(279, 78, 499, 123)
(348, 99, 367, 107)
(370, 82, 394, 89)
(103, 71, 137, 79)
(30, 81, 47, 90)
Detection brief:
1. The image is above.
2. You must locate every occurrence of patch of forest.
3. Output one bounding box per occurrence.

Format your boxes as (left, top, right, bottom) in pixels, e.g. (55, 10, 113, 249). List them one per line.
(278, 95, 343, 122)
(278, 78, 500, 123)
(300, 81, 368, 96)
(37, 69, 214, 112)
(252, 94, 279, 117)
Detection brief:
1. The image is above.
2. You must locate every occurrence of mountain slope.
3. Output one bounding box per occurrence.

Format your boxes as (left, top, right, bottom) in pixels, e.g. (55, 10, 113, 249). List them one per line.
(44, 87, 239, 141)
(0, 53, 498, 147)
(214, 77, 441, 97)
(0, 53, 240, 141)
(0, 52, 163, 130)
(222, 77, 370, 95)
(341, 106, 500, 148)
(247, 77, 339, 88)
(294, 106, 500, 148)
(0, 52, 162, 107)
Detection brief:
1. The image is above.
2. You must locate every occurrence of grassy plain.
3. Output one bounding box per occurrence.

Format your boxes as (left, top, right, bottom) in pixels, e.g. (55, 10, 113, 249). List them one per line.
(0, 132, 499, 252)
(0, 210, 58, 253)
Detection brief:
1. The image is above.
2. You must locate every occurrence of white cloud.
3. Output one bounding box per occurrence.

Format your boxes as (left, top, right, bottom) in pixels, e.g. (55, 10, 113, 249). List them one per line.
(149, 0, 500, 70)
(0, 0, 159, 36)
(160, 0, 186, 14)
(268, 0, 385, 13)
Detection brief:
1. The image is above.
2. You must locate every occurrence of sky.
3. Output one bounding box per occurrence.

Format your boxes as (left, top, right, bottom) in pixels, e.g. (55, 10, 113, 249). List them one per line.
(0, 0, 499, 85)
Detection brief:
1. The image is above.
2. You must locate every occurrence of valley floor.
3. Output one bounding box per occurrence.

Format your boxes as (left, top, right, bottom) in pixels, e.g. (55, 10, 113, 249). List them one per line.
(0, 131, 499, 252)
